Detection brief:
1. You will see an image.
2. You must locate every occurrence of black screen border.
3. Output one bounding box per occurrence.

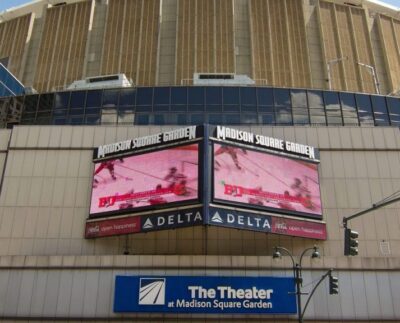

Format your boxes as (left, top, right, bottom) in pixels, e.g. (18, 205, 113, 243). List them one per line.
(211, 141, 323, 221)
(89, 140, 203, 219)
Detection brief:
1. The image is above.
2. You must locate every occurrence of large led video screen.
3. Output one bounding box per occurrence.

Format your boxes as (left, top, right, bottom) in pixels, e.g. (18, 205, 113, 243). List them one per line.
(213, 143, 322, 219)
(90, 143, 199, 218)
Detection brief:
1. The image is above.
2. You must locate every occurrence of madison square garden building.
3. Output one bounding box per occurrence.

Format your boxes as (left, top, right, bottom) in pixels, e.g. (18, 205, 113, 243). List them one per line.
(0, 0, 399, 321)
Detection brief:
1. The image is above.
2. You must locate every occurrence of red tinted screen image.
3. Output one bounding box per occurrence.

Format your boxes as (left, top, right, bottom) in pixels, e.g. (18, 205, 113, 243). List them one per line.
(90, 144, 199, 217)
(213, 144, 322, 218)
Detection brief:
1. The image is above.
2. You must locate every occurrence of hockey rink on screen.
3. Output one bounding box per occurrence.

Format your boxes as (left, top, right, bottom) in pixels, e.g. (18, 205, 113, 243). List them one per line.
(213, 144, 322, 216)
(90, 144, 199, 216)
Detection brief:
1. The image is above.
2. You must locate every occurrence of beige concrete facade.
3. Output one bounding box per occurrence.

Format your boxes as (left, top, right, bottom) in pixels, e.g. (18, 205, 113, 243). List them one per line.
(1, 0, 400, 321)
(0, 125, 399, 258)
(0, 125, 398, 321)
(0, 0, 400, 94)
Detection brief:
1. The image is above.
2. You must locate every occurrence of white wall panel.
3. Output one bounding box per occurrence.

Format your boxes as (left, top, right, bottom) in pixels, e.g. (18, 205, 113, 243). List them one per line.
(360, 128, 375, 149)
(338, 127, 352, 149)
(69, 270, 86, 316)
(59, 126, 73, 148)
(10, 127, 28, 148)
(32, 151, 47, 177)
(17, 270, 35, 316)
(56, 270, 73, 316)
(338, 271, 356, 319)
(0, 269, 398, 320)
(327, 128, 341, 148)
(383, 128, 400, 149)
(70, 127, 84, 148)
(92, 127, 107, 147)
(37, 127, 51, 147)
(95, 270, 114, 316)
(42, 271, 60, 316)
(310, 270, 330, 319)
(0, 270, 10, 314)
(4, 271, 22, 316)
(351, 271, 369, 319)
(389, 272, 400, 317)
(82, 270, 100, 317)
(81, 127, 95, 147)
(48, 126, 63, 148)
(26, 127, 40, 148)
(31, 270, 47, 316)
(363, 272, 382, 319)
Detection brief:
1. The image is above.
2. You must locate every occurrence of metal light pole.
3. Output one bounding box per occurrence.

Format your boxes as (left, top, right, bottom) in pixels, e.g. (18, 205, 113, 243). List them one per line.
(357, 62, 380, 94)
(326, 57, 348, 90)
(273, 246, 320, 323)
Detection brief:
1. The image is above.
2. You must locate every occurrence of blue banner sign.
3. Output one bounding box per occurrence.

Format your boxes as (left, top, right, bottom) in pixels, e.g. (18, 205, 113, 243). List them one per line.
(208, 207, 272, 233)
(141, 207, 203, 232)
(114, 275, 296, 314)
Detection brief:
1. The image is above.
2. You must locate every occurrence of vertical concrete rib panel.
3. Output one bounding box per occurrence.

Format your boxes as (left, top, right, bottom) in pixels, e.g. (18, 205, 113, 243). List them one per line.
(33, 1, 91, 92)
(81, 0, 96, 78)
(249, 0, 309, 87)
(155, 0, 163, 85)
(336, 5, 358, 92)
(318, 1, 343, 90)
(352, 7, 377, 94)
(234, 0, 253, 76)
(61, 5, 75, 88)
(0, 14, 34, 81)
(332, 4, 348, 91)
(348, 8, 364, 93)
(100, 0, 159, 85)
(135, 0, 145, 84)
(283, 0, 294, 86)
(158, 0, 177, 85)
(376, 15, 400, 93)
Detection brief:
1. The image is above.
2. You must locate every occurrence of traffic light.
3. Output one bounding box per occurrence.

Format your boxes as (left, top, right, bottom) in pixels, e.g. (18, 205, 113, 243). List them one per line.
(329, 274, 339, 295)
(344, 228, 359, 256)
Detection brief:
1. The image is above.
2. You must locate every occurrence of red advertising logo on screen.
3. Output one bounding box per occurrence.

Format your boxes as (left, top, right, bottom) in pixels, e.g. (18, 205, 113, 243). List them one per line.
(89, 143, 199, 218)
(213, 143, 322, 219)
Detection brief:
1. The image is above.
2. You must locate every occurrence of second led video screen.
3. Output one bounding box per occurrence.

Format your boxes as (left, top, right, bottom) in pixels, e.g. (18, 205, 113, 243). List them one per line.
(213, 143, 322, 219)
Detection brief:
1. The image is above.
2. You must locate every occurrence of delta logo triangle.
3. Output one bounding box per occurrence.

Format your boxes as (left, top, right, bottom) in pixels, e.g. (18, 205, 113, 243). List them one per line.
(211, 211, 223, 223)
(143, 218, 154, 229)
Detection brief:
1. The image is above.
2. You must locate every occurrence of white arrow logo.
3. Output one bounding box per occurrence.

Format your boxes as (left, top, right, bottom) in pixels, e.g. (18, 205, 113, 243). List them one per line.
(211, 212, 223, 223)
(143, 218, 154, 229)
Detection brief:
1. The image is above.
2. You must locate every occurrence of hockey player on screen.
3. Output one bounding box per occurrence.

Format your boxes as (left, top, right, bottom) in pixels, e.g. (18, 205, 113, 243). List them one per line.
(277, 191, 297, 211)
(164, 167, 189, 196)
(93, 160, 116, 183)
(248, 186, 265, 206)
(290, 177, 315, 210)
(148, 184, 168, 205)
(291, 177, 309, 197)
(214, 145, 245, 170)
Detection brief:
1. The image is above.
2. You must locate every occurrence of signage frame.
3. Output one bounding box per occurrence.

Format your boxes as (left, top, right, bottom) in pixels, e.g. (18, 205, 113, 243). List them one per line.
(211, 141, 323, 221)
(85, 125, 326, 240)
(114, 275, 297, 315)
(89, 140, 204, 219)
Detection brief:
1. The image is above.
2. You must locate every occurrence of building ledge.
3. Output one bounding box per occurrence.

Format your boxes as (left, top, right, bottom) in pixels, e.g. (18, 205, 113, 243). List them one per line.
(0, 255, 398, 271)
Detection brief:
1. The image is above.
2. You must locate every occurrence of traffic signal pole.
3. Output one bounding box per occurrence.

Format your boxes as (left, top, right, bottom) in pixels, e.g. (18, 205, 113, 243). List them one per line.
(342, 193, 400, 256)
(342, 194, 400, 228)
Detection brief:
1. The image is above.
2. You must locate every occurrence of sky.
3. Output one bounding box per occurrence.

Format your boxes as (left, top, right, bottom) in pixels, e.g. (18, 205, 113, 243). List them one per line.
(0, 0, 399, 12)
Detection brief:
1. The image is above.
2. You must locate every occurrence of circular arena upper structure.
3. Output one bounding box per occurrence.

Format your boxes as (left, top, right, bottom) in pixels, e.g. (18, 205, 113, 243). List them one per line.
(0, 0, 399, 128)
(0, 0, 399, 94)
